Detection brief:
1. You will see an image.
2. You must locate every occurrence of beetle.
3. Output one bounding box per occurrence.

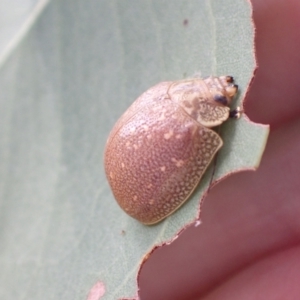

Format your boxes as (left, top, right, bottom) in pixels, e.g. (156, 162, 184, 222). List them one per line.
(104, 76, 240, 224)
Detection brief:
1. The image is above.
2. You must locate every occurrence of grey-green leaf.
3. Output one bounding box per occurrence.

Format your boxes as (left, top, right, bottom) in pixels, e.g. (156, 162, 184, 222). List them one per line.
(0, 1, 269, 300)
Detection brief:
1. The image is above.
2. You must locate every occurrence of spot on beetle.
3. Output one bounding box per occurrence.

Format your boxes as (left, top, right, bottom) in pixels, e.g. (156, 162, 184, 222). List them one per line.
(104, 76, 240, 225)
(160, 166, 166, 172)
(164, 130, 174, 140)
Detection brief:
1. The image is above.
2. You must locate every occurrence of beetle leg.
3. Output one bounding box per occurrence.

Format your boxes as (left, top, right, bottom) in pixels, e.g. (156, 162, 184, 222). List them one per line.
(229, 106, 243, 119)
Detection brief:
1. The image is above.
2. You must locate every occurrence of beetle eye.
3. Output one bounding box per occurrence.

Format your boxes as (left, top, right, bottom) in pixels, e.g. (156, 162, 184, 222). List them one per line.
(226, 84, 238, 97)
(214, 94, 228, 105)
(226, 76, 234, 83)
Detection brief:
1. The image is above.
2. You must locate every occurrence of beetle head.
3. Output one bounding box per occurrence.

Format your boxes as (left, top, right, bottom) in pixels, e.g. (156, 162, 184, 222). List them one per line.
(204, 76, 238, 107)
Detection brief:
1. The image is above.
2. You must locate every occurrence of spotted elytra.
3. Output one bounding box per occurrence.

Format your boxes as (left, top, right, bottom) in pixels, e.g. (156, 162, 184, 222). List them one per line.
(104, 76, 240, 225)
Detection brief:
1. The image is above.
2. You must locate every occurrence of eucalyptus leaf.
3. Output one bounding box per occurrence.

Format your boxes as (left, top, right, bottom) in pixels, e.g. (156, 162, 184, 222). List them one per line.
(0, 0, 269, 299)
